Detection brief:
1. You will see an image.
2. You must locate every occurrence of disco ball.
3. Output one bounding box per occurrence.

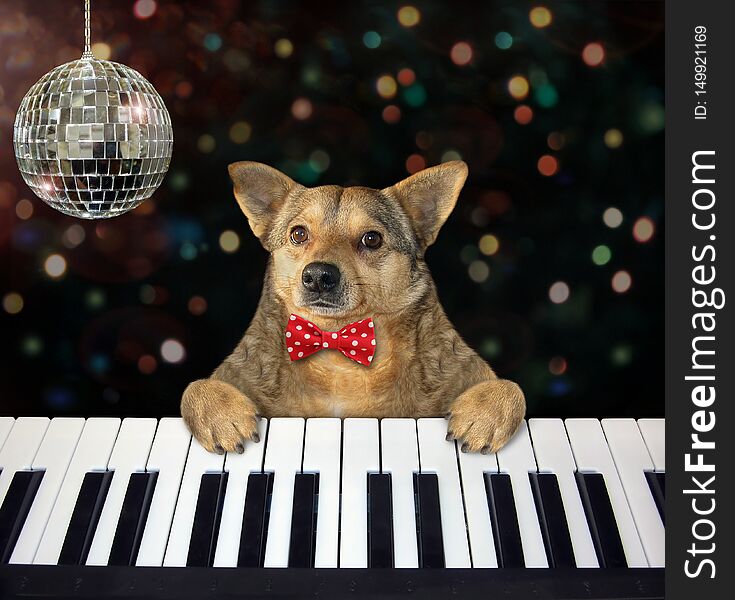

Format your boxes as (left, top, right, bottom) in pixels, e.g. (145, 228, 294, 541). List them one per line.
(13, 57, 173, 219)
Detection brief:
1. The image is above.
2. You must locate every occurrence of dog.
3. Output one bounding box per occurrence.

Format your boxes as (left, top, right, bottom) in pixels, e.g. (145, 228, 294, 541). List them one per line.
(181, 160, 525, 455)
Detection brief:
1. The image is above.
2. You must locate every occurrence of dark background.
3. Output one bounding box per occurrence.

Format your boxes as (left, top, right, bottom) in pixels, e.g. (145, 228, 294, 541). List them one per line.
(0, 0, 663, 419)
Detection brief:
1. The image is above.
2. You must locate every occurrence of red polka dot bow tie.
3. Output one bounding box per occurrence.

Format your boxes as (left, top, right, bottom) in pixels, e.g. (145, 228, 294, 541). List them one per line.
(285, 314, 376, 366)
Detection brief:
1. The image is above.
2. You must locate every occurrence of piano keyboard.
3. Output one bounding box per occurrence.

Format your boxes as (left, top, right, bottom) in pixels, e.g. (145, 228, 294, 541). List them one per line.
(0, 416, 665, 599)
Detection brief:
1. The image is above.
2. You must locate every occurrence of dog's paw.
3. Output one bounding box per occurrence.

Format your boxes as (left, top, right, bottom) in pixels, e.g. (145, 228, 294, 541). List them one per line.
(446, 378, 525, 454)
(181, 378, 260, 454)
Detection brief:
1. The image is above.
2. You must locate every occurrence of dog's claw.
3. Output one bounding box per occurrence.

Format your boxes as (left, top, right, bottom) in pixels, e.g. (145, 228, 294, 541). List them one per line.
(214, 444, 225, 455)
(444, 412, 452, 420)
(480, 445, 491, 455)
(251, 431, 260, 443)
(235, 442, 245, 454)
(445, 432, 455, 442)
(460, 442, 469, 453)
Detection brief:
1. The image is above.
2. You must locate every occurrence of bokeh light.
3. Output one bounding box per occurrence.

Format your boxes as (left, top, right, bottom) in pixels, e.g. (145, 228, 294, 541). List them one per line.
(479, 234, 499, 256)
(138, 354, 157, 374)
(537, 155, 559, 176)
(603, 207, 624, 228)
(376, 75, 398, 99)
(363, 31, 381, 49)
(604, 128, 623, 149)
(530, 6, 553, 28)
(91, 43, 112, 60)
(495, 32, 513, 50)
(582, 43, 605, 67)
(274, 38, 293, 58)
(514, 105, 533, 125)
(161, 339, 186, 364)
(549, 356, 567, 375)
(382, 105, 401, 123)
(508, 75, 529, 100)
(291, 98, 313, 120)
(2, 292, 24, 315)
(592, 245, 612, 266)
(229, 121, 252, 144)
(612, 270, 632, 293)
(397, 6, 421, 27)
(633, 217, 655, 242)
(133, 0, 157, 19)
(549, 281, 570, 304)
(450, 42, 473, 66)
(397, 68, 416, 86)
(204, 33, 222, 52)
(197, 134, 216, 154)
(547, 132, 565, 150)
(15, 198, 33, 220)
(406, 154, 426, 174)
(219, 230, 240, 253)
(188, 296, 208, 316)
(44, 254, 67, 279)
(62, 224, 86, 248)
(468, 260, 490, 283)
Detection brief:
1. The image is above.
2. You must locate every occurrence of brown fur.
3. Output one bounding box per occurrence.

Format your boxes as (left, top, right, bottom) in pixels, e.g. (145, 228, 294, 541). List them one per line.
(181, 161, 525, 454)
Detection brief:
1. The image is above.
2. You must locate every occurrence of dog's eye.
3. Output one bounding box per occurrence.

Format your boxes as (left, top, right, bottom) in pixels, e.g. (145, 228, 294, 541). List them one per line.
(290, 226, 309, 244)
(360, 231, 382, 250)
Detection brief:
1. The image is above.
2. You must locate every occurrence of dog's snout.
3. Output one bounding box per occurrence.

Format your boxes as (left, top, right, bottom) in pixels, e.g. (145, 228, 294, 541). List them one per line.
(302, 262, 341, 293)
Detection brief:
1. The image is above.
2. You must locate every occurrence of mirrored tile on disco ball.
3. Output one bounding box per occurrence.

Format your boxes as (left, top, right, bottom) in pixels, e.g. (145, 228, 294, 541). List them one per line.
(13, 57, 173, 219)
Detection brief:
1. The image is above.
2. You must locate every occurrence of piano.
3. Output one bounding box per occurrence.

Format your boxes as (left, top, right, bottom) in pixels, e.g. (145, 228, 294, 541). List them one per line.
(0, 416, 664, 599)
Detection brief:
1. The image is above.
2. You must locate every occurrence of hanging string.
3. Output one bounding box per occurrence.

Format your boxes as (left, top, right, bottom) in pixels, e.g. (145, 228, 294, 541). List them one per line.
(81, 0, 93, 58)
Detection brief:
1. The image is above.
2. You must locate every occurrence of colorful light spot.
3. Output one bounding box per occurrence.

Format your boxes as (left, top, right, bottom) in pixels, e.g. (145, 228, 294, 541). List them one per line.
(382, 105, 401, 123)
(508, 75, 529, 100)
(44, 254, 67, 279)
(479, 234, 499, 256)
(219, 230, 240, 253)
(450, 42, 473, 66)
(188, 296, 208, 315)
(633, 217, 655, 243)
(547, 132, 565, 150)
(363, 31, 381, 49)
(549, 281, 570, 304)
(138, 354, 157, 374)
(402, 83, 427, 106)
(376, 75, 398, 99)
(495, 31, 513, 50)
(537, 155, 559, 176)
(582, 43, 605, 67)
(291, 98, 313, 120)
(592, 245, 612, 266)
(197, 134, 215, 154)
(549, 356, 567, 375)
(405, 154, 426, 174)
(274, 38, 293, 58)
(229, 121, 252, 144)
(534, 83, 558, 108)
(161, 339, 186, 364)
(204, 33, 222, 52)
(397, 68, 416, 86)
(91, 43, 111, 60)
(2, 292, 23, 314)
(604, 128, 623, 148)
(397, 6, 421, 27)
(530, 6, 552, 28)
(612, 270, 632, 293)
(468, 260, 490, 283)
(603, 207, 623, 228)
(133, 0, 157, 19)
(514, 105, 533, 125)
(15, 198, 33, 219)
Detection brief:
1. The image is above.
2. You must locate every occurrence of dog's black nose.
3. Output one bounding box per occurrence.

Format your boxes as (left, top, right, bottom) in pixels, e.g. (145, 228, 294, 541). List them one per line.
(302, 262, 341, 293)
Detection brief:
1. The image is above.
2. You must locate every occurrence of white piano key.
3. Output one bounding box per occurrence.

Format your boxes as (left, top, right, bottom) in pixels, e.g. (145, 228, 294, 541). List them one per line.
(33, 418, 121, 565)
(456, 435, 499, 568)
(212, 418, 268, 567)
(0, 418, 49, 507)
(602, 419, 665, 567)
(496, 420, 548, 568)
(135, 418, 192, 567)
(10, 418, 85, 564)
(637, 419, 665, 471)
(263, 418, 305, 568)
(163, 431, 225, 567)
(85, 418, 158, 566)
(380, 419, 419, 568)
(0, 417, 15, 452)
(565, 418, 648, 567)
(302, 418, 341, 568)
(340, 418, 379, 568)
(528, 418, 599, 567)
(417, 418, 470, 568)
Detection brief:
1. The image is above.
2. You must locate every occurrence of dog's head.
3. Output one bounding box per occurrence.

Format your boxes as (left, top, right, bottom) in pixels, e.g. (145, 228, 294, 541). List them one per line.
(228, 160, 468, 321)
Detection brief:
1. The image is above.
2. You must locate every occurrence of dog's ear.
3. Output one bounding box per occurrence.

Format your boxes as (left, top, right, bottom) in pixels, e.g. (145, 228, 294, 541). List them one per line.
(384, 161, 468, 249)
(228, 162, 302, 247)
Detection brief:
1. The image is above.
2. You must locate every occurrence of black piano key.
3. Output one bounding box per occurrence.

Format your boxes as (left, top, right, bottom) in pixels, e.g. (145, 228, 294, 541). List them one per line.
(368, 473, 393, 568)
(186, 472, 228, 567)
(576, 472, 627, 568)
(238, 472, 274, 567)
(0, 470, 44, 563)
(108, 471, 158, 566)
(529, 473, 576, 568)
(58, 471, 114, 565)
(484, 473, 524, 568)
(645, 471, 665, 525)
(288, 473, 319, 567)
(413, 473, 444, 568)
